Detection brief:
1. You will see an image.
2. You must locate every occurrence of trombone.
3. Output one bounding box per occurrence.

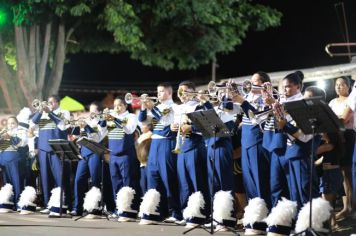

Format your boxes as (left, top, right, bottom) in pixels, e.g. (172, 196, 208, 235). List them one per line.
(125, 93, 159, 105)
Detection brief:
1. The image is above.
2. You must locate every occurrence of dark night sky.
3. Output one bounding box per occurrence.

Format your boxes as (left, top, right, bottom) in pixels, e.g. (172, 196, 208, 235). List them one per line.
(60, 1, 356, 105)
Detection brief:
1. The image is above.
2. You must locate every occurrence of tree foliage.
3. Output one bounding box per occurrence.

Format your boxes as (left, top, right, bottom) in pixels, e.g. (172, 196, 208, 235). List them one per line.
(0, 0, 281, 112)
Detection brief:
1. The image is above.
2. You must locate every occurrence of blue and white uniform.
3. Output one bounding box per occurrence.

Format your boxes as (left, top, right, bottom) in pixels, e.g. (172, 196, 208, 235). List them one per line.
(282, 93, 320, 209)
(103, 111, 140, 211)
(31, 108, 70, 207)
(136, 131, 152, 198)
(72, 119, 107, 214)
(263, 100, 290, 207)
(138, 99, 181, 220)
(206, 100, 239, 195)
(240, 93, 271, 208)
(0, 127, 27, 204)
(175, 100, 210, 215)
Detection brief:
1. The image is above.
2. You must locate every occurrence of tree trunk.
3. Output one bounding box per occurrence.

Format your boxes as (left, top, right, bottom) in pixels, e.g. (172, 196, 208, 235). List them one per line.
(0, 33, 24, 113)
(15, 26, 33, 106)
(45, 23, 66, 98)
(37, 23, 52, 99)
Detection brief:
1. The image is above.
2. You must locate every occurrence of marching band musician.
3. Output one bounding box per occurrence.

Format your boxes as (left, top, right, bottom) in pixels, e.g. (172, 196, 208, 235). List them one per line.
(101, 97, 140, 221)
(206, 83, 239, 194)
(16, 107, 36, 188)
(136, 119, 153, 197)
(261, 82, 290, 207)
(173, 81, 211, 223)
(70, 103, 108, 216)
(0, 116, 28, 205)
(30, 95, 71, 213)
(232, 72, 272, 209)
(276, 71, 320, 209)
(138, 82, 182, 224)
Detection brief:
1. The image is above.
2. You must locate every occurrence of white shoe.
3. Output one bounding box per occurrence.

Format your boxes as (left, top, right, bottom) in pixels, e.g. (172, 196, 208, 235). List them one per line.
(175, 219, 186, 226)
(49, 211, 60, 217)
(164, 216, 177, 223)
(204, 221, 217, 228)
(0, 209, 13, 213)
(19, 210, 35, 215)
(215, 225, 228, 232)
(118, 216, 135, 222)
(139, 219, 158, 225)
(40, 209, 50, 214)
(185, 222, 198, 228)
(85, 214, 101, 219)
(109, 212, 119, 218)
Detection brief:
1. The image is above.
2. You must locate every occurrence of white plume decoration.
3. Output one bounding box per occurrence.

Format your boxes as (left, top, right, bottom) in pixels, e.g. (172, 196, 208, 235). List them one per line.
(116, 186, 136, 213)
(17, 186, 37, 208)
(47, 187, 62, 208)
(139, 189, 160, 217)
(0, 184, 14, 204)
(83, 187, 101, 212)
(265, 197, 297, 227)
(242, 197, 269, 226)
(213, 190, 235, 223)
(295, 198, 332, 233)
(183, 191, 205, 220)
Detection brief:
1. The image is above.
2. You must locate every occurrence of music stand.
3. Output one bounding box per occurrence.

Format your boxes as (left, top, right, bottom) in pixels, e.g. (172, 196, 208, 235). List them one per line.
(74, 137, 111, 221)
(48, 139, 80, 218)
(184, 109, 238, 235)
(283, 97, 344, 236)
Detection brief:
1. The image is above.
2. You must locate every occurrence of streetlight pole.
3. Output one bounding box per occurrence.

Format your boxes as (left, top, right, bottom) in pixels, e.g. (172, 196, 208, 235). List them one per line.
(211, 58, 217, 82)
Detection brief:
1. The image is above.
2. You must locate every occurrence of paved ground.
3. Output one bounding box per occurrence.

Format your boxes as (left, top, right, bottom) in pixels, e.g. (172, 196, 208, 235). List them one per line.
(0, 213, 242, 236)
(0, 212, 355, 235)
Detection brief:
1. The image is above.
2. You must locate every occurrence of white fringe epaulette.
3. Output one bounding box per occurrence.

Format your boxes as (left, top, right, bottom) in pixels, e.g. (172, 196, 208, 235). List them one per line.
(0, 184, 14, 204)
(213, 190, 235, 222)
(83, 187, 101, 213)
(243, 197, 269, 226)
(139, 189, 160, 217)
(295, 198, 332, 233)
(183, 191, 205, 220)
(116, 186, 136, 213)
(265, 197, 297, 227)
(47, 187, 61, 208)
(17, 186, 37, 208)
(16, 107, 32, 124)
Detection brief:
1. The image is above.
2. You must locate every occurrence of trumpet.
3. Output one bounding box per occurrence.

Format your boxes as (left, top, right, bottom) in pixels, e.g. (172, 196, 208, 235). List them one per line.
(207, 80, 252, 97)
(172, 113, 188, 154)
(0, 128, 10, 140)
(177, 88, 219, 103)
(32, 99, 48, 111)
(248, 109, 273, 128)
(64, 117, 87, 127)
(0, 128, 8, 135)
(248, 102, 285, 130)
(101, 109, 118, 121)
(250, 82, 282, 101)
(125, 93, 159, 105)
